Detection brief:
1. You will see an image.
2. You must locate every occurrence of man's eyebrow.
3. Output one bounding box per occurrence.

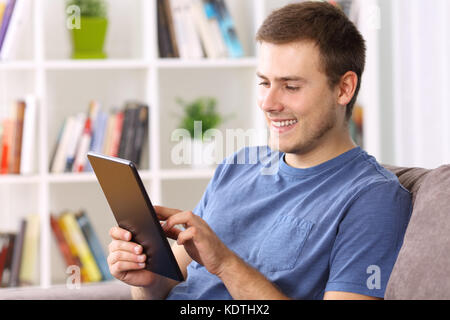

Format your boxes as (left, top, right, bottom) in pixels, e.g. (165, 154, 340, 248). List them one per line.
(256, 72, 307, 82)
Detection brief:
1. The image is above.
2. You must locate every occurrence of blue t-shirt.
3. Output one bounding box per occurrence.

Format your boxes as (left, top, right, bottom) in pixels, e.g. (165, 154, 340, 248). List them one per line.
(167, 146, 412, 300)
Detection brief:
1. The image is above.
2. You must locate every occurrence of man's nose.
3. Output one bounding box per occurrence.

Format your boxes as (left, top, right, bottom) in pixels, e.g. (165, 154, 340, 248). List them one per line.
(260, 88, 284, 113)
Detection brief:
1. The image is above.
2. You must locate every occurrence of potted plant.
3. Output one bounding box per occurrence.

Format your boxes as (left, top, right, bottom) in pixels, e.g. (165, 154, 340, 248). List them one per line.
(176, 97, 229, 168)
(66, 0, 108, 59)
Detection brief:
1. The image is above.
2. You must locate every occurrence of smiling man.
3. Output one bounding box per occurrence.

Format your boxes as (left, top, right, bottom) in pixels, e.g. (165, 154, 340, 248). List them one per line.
(107, 2, 412, 300)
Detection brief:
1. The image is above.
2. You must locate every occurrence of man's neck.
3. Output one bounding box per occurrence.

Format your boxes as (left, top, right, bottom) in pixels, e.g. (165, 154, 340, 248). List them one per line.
(284, 134, 357, 169)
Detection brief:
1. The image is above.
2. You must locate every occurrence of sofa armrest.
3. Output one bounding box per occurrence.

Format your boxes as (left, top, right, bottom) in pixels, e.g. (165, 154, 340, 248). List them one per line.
(0, 280, 132, 300)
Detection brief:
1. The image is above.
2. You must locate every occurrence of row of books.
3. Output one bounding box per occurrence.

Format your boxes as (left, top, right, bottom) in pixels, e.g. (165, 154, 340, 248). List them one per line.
(50, 210, 113, 283)
(0, 0, 28, 60)
(0, 214, 39, 287)
(0, 210, 113, 287)
(158, 0, 244, 59)
(49, 101, 149, 174)
(0, 96, 37, 175)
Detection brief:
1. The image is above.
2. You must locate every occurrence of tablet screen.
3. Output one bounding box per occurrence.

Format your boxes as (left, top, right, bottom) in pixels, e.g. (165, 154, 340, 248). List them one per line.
(87, 152, 184, 282)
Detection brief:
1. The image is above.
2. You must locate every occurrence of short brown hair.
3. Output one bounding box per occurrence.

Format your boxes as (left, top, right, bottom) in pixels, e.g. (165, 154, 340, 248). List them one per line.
(256, 1, 366, 121)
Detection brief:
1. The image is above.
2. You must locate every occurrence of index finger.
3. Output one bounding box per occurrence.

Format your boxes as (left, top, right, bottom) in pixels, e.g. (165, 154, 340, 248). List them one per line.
(153, 205, 182, 221)
(109, 226, 132, 241)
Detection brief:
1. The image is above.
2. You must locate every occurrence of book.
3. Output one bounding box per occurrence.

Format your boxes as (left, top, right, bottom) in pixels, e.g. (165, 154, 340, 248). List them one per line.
(64, 112, 86, 172)
(0, 235, 8, 284)
(157, 0, 176, 58)
(9, 218, 26, 287)
(1, 233, 15, 287)
(90, 109, 108, 153)
(58, 212, 102, 282)
(84, 109, 108, 172)
(72, 101, 99, 173)
(75, 211, 112, 281)
(191, 0, 222, 59)
(18, 214, 39, 286)
(72, 117, 92, 172)
(57, 212, 89, 282)
(203, 0, 228, 58)
(121, 102, 145, 162)
(109, 110, 124, 157)
(50, 214, 86, 282)
(51, 116, 75, 173)
(102, 111, 115, 156)
(211, 0, 244, 58)
(168, 0, 203, 59)
(0, 1, 7, 28)
(118, 103, 137, 159)
(0, 0, 29, 60)
(180, 0, 204, 59)
(164, 0, 179, 57)
(0, 97, 37, 174)
(0, 121, 3, 166)
(0, 0, 16, 55)
(9, 100, 25, 174)
(130, 104, 149, 167)
(20, 95, 37, 175)
(0, 118, 12, 174)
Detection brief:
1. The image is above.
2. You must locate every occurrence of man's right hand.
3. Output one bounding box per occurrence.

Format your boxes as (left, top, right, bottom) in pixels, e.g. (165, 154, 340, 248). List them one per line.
(107, 226, 161, 287)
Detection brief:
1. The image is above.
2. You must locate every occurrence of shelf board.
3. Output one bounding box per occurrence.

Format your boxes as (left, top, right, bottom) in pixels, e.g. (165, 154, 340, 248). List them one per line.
(0, 174, 40, 184)
(47, 170, 153, 183)
(0, 170, 215, 184)
(44, 59, 150, 70)
(156, 57, 258, 69)
(159, 168, 216, 180)
(0, 58, 258, 71)
(0, 60, 35, 70)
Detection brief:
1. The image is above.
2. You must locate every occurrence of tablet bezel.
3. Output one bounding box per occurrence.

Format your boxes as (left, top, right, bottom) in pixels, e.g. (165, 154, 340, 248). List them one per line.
(87, 151, 184, 282)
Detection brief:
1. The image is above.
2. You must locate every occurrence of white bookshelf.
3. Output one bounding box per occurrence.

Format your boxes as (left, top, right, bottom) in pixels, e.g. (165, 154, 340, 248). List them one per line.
(0, 0, 380, 288)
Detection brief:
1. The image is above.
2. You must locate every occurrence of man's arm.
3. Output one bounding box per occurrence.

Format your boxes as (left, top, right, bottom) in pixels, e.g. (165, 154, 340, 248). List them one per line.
(211, 246, 382, 300)
(323, 291, 382, 300)
(216, 250, 290, 300)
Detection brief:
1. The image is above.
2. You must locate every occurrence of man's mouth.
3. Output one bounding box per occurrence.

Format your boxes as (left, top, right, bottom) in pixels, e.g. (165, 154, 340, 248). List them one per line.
(271, 119, 298, 127)
(269, 119, 298, 133)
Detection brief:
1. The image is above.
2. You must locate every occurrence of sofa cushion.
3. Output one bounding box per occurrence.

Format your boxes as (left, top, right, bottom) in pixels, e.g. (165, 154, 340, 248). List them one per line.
(0, 280, 132, 300)
(385, 165, 450, 299)
(382, 165, 431, 205)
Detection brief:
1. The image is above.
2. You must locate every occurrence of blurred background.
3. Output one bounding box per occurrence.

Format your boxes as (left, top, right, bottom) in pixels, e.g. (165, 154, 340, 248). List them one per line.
(0, 0, 448, 289)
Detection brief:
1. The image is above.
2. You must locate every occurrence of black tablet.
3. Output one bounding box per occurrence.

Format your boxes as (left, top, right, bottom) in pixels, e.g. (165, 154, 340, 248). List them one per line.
(87, 151, 184, 282)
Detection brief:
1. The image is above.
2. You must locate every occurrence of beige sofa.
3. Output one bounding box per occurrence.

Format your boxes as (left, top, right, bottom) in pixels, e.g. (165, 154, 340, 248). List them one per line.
(0, 164, 448, 300)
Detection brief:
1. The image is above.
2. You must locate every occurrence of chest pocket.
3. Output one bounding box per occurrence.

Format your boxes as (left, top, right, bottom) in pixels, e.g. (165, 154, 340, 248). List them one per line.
(257, 215, 313, 273)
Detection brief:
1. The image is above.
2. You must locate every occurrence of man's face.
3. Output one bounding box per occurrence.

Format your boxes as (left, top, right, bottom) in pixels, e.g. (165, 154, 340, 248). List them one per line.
(256, 41, 341, 155)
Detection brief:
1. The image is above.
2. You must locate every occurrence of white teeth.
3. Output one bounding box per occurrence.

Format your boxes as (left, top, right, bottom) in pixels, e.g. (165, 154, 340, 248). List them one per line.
(272, 119, 297, 127)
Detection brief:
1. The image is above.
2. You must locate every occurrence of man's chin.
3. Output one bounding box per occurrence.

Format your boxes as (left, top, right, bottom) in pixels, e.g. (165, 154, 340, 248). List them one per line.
(268, 140, 297, 154)
(269, 138, 316, 155)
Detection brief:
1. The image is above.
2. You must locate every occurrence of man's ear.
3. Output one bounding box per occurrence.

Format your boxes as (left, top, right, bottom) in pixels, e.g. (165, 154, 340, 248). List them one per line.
(336, 71, 358, 107)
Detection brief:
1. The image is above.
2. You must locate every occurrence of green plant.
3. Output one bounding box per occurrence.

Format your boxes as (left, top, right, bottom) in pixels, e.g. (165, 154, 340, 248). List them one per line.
(176, 97, 230, 140)
(66, 0, 107, 18)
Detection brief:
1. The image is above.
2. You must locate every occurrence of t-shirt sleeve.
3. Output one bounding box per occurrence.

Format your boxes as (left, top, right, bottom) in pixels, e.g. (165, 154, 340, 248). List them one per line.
(325, 181, 412, 298)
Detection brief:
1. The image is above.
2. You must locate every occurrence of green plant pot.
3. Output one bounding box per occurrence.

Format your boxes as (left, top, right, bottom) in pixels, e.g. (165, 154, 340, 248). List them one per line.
(71, 17, 108, 59)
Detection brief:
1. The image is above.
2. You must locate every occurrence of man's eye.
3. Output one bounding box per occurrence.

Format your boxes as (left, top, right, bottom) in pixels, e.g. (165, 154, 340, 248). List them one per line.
(286, 86, 300, 92)
(258, 82, 270, 87)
